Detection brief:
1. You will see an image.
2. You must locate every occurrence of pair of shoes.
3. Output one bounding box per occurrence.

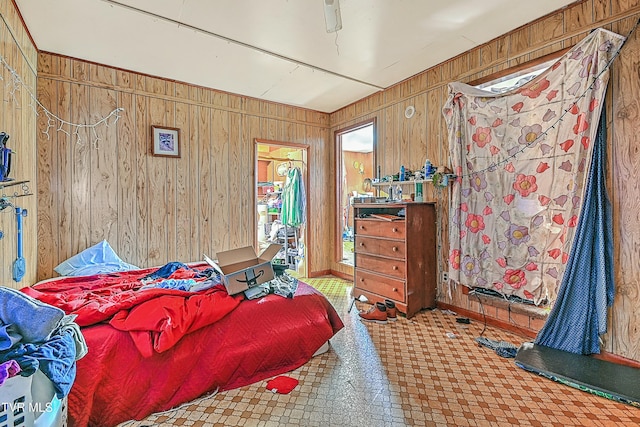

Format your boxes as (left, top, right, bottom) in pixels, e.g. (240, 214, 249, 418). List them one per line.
(385, 299, 397, 322)
(358, 299, 398, 323)
(358, 302, 388, 324)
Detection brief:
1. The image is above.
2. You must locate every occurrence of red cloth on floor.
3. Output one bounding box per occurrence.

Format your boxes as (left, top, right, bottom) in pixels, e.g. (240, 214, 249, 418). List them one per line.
(266, 376, 299, 394)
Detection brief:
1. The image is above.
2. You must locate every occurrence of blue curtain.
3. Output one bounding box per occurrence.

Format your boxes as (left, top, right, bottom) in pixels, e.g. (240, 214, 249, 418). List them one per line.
(534, 106, 614, 355)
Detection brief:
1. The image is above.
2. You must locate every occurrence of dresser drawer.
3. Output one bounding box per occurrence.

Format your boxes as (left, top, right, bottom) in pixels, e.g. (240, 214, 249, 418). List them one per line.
(356, 253, 405, 279)
(355, 219, 406, 239)
(355, 268, 405, 302)
(355, 235, 405, 259)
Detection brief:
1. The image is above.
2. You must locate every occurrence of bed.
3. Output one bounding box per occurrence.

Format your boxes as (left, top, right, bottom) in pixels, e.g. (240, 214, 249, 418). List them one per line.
(23, 263, 344, 427)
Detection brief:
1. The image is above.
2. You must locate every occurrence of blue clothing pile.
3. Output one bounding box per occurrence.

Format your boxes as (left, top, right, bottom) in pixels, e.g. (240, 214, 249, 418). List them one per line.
(0, 287, 85, 398)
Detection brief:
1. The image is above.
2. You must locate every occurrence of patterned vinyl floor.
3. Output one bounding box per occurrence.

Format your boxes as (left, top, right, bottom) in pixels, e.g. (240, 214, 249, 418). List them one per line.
(121, 276, 640, 427)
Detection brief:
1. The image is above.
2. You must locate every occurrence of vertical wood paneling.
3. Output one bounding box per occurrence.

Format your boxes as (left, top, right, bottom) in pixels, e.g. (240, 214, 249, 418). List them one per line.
(188, 104, 201, 262)
(399, 103, 410, 171)
(211, 108, 230, 253)
(565, 1, 594, 32)
(135, 95, 149, 265)
(198, 106, 213, 257)
(70, 84, 91, 255)
(147, 98, 168, 265)
(245, 115, 261, 250)
(0, 1, 37, 288)
(592, 0, 610, 21)
(36, 77, 56, 279)
(165, 103, 177, 262)
(240, 112, 253, 248)
(382, 107, 395, 177)
(56, 82, 72, 266)
(228, 111, 243, 249)
(116, 91, 137, 265)
(610, 15, 640, 359)
(411, 93, 428, 172)
(531, 12, 565, 43)
(90, 87, 118, 247)
(174, 102, 191, 262)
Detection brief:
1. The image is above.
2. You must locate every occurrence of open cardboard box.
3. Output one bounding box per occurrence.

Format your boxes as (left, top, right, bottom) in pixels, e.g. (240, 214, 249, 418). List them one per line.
(204, 244, 282, 295)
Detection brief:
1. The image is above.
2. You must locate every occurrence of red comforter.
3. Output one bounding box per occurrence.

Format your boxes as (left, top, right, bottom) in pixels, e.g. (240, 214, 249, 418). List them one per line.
(25, 267, 343, 427)
(23, 265, 244, 357)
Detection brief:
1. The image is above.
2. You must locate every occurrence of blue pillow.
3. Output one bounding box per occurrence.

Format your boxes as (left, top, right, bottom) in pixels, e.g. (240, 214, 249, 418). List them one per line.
(0, 287, 64, 343)
(54, 240, 138, 277)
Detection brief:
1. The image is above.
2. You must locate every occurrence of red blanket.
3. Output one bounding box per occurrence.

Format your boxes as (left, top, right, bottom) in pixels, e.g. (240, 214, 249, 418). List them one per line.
(26, 270, 343, 427)
(24, 265, 243, 356)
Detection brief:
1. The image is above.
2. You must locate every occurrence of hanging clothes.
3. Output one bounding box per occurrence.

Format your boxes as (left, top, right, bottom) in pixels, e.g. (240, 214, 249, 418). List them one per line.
(281, 167, 306, 227)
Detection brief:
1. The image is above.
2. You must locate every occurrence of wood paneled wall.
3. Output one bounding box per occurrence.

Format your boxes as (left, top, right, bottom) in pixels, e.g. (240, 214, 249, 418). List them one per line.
(330, 1, 640, 362)
(0, 1, 37, 290)
(35, 54, 332, 281)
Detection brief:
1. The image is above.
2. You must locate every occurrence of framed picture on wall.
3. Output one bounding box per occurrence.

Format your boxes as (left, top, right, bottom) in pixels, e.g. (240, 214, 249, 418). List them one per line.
(151, 125, 180, 158)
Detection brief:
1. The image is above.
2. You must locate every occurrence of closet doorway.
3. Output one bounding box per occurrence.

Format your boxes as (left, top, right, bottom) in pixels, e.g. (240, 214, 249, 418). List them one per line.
(255, 139, 309, 277)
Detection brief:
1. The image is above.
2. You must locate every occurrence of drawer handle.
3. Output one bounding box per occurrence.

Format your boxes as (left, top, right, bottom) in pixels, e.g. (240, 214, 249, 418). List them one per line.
(392, 287, 398, 292)
(360, 242, 365, 246)
(359, 225, 365, 230)
(360, 278, 365, 282)
(392, 246, 398, 252)
(392, 227, 398, 232)
(392, 265, 398, 270)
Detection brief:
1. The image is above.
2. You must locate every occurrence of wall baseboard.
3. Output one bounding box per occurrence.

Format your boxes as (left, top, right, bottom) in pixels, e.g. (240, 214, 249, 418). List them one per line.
(328, 270, 353, 281)
(307, 269, 332, 278)
(437, 302, 537, 339)
(594, 351, 640, 369)
(438, 303, 640, 367)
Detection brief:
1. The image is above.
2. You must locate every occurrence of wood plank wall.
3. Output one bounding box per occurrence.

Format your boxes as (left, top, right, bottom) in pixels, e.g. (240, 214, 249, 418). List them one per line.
(35, 54, 332, 282)
(0, 1, 37, 290)
(329, 0, 640, 362)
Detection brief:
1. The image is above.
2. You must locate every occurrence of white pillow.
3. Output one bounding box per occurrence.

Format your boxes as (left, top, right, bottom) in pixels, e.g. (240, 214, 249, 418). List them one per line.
(54, 240, 138, 277)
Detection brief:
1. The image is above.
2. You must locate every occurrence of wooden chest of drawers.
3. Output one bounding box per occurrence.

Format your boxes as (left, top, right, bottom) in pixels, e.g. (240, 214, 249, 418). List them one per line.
(353, 202, 436, 318)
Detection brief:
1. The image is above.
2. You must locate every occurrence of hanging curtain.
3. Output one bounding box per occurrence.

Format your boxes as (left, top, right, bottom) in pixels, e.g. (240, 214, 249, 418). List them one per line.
(534, 105, 614, 354)
(442, 28, 624, 305)
(281, 167, 306, 227)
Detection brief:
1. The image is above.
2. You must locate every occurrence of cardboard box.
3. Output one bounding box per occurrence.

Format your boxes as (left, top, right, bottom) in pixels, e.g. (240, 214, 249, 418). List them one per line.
(204, 244, 282, 295)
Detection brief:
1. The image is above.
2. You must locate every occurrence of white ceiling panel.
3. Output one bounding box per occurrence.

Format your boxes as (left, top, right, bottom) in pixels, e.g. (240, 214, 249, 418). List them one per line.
(15, 0, 577, 112)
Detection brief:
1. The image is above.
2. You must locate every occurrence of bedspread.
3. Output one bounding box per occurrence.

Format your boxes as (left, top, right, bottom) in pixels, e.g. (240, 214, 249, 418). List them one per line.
(26, 268, 344, 427)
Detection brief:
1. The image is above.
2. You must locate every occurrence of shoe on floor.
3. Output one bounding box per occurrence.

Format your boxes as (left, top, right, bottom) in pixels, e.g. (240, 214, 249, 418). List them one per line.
(359, 302, 387, 324)
(384, 299, 397, 321)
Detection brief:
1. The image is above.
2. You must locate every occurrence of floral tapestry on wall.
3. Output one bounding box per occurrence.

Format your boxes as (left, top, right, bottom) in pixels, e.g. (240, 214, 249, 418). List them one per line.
(442, 28, 625, 305)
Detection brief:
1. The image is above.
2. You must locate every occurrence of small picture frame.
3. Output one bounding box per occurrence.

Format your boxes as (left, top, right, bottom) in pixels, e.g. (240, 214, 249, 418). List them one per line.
(151, 126, 180, 158)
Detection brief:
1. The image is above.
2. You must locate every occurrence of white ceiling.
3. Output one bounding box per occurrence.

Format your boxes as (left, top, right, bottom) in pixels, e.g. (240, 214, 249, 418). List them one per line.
(15, 0, 576, 113)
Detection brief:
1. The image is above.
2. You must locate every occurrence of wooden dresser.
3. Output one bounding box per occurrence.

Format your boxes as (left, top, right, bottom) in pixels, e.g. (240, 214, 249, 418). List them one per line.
(352, 202, 436, 318)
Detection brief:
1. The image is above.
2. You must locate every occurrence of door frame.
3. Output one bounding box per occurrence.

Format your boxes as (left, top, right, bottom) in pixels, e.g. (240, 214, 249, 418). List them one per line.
(334, 119, 377, 265)
(254, 138, 310, 277)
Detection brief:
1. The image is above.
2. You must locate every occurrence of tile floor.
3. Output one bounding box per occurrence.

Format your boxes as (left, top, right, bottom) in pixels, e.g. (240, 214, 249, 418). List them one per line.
(120, 276, 640, 427)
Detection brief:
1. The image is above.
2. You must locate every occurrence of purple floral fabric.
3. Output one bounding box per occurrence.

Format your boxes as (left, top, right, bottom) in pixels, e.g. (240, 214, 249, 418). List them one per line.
(442, 29, 625, 305)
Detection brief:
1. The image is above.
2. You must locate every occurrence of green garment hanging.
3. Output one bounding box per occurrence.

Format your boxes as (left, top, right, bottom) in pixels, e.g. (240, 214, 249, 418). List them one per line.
(281, 167, 306, 227)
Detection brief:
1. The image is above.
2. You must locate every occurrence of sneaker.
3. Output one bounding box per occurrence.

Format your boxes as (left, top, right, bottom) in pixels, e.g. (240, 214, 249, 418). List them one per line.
(359, 302, 387, 324)
(384, 299, 397, 321)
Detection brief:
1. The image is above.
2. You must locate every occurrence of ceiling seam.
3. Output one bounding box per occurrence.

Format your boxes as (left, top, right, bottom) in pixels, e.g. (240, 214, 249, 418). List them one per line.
(100, 0, 385, 91)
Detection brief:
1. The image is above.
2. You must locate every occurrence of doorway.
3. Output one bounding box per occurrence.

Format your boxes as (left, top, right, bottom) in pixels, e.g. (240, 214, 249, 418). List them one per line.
(335, 120, 376, 266)
(255, 139, 308, 277)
